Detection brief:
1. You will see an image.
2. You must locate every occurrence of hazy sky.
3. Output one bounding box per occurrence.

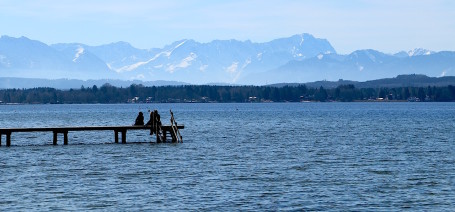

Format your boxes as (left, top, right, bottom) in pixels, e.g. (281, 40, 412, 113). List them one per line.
(1, 0, 454, 54)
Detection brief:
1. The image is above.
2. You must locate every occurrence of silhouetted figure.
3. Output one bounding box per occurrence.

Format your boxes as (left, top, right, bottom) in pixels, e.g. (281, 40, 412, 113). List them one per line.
(146, 110, 155, 135)
(154, 110, 163, 142)
(155, 110, 162, 129)
(134, 112, 144, 125)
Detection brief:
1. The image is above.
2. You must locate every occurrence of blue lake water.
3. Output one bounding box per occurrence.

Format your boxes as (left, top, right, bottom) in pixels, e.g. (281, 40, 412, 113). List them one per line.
(0, 103, 454, 210)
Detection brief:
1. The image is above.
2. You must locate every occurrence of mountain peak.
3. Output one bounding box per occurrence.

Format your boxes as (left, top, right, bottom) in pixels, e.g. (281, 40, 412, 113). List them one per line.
(100, 41, 137, 50)
(0, 35, 38, 45)
(407, 48, 434, 56)
(1, 35, 29, 40)
(348, 49, 389, 62)
(394, 48, 434, 57)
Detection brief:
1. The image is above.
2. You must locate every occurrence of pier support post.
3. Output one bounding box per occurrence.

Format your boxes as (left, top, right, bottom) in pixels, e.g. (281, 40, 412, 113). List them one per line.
(53, 132, 57, 145)
(121, 130, 126, 144)
(64, 131, 68, 145)
(162, 130, 167, 143)
(156, 131, 161, 143)
(114, 130, 119, 143)
(6, 132, 11, 147)
(0, 134, 2, 146)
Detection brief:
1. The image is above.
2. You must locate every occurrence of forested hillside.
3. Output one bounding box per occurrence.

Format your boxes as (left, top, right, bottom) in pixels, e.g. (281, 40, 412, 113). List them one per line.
(1, 84, 455, 104)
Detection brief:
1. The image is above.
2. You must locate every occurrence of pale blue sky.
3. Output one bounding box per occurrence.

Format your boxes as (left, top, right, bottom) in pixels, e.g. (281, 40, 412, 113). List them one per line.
(1, 0, 454, 54)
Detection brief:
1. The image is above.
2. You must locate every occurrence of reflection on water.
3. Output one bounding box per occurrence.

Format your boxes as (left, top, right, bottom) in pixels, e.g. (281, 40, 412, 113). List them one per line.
(0, 103, 454, 210)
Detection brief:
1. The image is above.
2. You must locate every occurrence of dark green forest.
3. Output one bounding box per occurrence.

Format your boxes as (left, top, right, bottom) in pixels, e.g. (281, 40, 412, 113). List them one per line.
(1, 84, 455, 104)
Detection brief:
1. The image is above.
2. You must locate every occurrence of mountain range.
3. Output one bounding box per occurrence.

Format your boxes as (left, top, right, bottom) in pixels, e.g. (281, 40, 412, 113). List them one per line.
(1, 33, 454, 85)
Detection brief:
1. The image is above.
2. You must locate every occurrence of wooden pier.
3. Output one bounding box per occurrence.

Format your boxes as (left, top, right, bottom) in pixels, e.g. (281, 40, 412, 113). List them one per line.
(0, 125, 184, 147)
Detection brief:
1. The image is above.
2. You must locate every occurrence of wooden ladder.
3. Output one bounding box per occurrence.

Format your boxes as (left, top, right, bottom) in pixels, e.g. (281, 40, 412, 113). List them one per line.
(169, 110, 183, 143)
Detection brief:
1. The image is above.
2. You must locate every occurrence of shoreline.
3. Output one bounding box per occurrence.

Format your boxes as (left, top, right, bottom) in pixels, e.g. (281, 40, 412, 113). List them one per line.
(0, 100, 449, 105)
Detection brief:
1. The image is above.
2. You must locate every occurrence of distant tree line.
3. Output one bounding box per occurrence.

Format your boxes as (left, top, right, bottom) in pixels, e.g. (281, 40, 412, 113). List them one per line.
(1, 84, 455, 104)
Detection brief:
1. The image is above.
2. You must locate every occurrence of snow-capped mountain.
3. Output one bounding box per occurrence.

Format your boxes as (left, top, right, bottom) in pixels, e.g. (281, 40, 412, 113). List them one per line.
(89, 33, 335, 83)
(394, 48, 435, 58)
(0, 34, 454, 85)
(0, 34, 335, 83)
(246, 50, 455, 84)
(0, 36, 112, 79)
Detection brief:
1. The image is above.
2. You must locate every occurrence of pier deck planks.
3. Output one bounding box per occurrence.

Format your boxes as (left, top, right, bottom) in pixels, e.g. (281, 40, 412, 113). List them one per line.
(0, 125, 184, 147)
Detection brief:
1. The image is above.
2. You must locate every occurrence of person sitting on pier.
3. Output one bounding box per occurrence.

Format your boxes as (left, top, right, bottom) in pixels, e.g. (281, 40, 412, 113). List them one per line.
(134, 112, 144, 125)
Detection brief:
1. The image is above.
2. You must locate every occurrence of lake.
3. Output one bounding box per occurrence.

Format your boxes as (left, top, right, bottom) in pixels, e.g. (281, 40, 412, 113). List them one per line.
(0, 103, 454, 210)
